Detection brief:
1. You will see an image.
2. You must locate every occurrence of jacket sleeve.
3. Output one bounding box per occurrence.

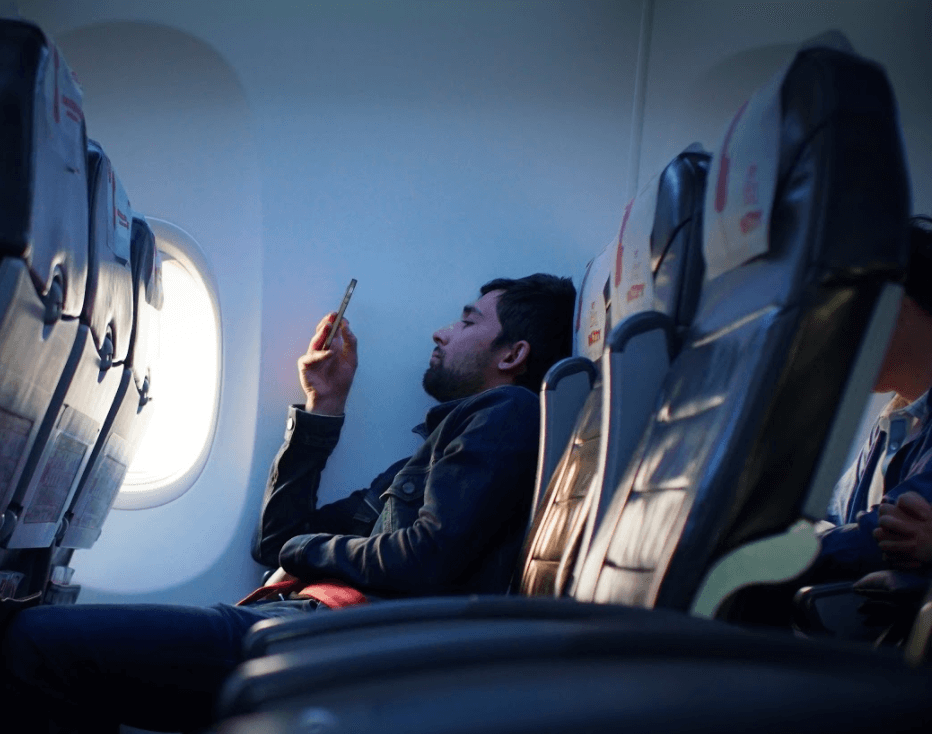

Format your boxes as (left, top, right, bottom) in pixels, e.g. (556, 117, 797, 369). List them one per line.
(252, 405, 403, 567)
(278, 388, 540, 594)
(814, 450, 932, 581)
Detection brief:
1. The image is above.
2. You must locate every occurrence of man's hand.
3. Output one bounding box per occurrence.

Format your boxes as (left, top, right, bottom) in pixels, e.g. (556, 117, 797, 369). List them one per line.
(298, 313, 358, 415)
(873, 491, 932, 568)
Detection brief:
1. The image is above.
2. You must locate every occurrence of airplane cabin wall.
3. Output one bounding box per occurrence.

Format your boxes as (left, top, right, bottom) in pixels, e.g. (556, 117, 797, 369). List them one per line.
(13, 0, 931, 605)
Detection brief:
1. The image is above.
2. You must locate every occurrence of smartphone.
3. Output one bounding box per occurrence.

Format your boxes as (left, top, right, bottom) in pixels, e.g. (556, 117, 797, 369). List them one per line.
(322, 278, 357, 349)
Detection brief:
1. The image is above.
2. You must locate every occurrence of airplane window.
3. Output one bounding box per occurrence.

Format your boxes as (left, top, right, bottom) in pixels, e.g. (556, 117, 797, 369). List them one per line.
(114, 218, 222, 510)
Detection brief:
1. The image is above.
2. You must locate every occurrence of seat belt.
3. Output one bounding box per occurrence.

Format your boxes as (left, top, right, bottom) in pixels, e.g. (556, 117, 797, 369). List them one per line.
(236, 577, 368, 608)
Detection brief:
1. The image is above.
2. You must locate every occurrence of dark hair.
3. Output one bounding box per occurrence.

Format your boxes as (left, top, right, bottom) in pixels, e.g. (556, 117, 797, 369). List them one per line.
(480, 273, 576, 391)
(907, 216, 932, 316)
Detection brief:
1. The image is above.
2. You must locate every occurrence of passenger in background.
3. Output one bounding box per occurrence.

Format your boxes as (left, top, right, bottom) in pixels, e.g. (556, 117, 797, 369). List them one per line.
(1, 273, 576, 733)
(817, 217, 932, 579)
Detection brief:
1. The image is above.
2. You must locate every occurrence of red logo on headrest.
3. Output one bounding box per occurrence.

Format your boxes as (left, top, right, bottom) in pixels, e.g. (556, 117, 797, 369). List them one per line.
(588, 329, 601, 346)
(614, 198, 634, 288)
(715, 100, 749, 213)
(61, 95, 83, 123)
(740, 211, 762, 235)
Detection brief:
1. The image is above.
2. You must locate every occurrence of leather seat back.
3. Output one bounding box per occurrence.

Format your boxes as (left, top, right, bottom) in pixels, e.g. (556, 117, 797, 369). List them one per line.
(518, 147, 710, 597)
(4, 140, 136, 550)
(0, 21, 88, 546)
(59, 153, 161, 550)
(572, 43, 910, 612)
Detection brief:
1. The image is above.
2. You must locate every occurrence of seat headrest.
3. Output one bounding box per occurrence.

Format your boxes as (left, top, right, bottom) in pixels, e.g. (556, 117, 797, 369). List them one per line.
(131, 216, 163, 312)
(86, 139, 135, 362)
(610, 178, 660, 327)
(126, 216, 163, 388)
(702, 61, 784, 280)
(574, 178, 660, 361)
(0, 20, 87, 315)
(652, 146, 711, 331)
(88, 140, 133, 266)
(703, 33, 907, 285)
(574, 242, 613, 361)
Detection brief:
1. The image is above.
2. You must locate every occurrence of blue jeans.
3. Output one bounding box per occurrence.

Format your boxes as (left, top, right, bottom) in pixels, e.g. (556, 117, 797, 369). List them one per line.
(1, 600, 319, 732)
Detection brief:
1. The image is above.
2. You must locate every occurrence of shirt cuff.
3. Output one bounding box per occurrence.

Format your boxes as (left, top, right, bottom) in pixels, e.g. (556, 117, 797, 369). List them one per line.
(285, 404, 344, 450)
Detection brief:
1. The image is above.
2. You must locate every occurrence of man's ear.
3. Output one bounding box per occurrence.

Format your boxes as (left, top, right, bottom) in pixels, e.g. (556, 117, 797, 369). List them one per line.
(497, 340, 530, 376)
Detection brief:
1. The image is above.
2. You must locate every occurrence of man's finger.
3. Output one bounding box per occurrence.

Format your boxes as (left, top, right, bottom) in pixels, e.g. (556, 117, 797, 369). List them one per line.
(313, 312, 336, 335)
(311, 313, 338, 351)
(341, 321, 358, 350)
(876, 513, 916, 537)
(897, 491, 932, 521)
(298, 349, 330, 369)
(874, 527, 904, 544)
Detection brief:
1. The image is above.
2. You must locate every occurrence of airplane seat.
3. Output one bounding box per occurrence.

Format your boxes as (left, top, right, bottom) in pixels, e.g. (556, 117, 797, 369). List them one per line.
(216, 607, 932, 734)
(520, 146, 710, 598)
(0, 21, 89, 598)
(39, 216, 160, 606)
(56, 164, 162, 569)
(559, 147, 711, 596)
(571, 41, 911, 615)
(1, 138, 136, 560)
(518, 184, 656, 597)
(530, 357, 598, 516)
(528, 222, 615, 515)
(652, 145, 712, 341)
(525, 236, 614, 523)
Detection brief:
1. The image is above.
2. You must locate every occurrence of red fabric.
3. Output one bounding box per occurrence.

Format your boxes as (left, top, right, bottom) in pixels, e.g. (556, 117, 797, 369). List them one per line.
(236, 578, 367, 608)
(298, 582, 368, 608)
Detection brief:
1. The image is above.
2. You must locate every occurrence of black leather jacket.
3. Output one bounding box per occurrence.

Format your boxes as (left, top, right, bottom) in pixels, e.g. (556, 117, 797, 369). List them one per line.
(252, 385, 540, 597)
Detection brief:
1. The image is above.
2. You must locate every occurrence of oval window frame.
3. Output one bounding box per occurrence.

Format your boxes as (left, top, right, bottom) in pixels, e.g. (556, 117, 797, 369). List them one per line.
(113, 217, 223, 510)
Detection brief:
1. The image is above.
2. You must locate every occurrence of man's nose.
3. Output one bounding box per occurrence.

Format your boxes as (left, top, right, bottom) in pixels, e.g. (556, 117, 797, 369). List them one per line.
(433, 325, 452, 345)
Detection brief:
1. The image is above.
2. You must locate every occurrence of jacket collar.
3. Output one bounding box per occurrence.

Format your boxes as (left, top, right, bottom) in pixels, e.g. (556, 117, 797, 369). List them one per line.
(412, 395, 470, 439)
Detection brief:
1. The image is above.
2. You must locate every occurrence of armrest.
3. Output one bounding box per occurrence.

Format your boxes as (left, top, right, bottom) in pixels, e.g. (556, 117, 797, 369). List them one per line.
(793, 581, 857, 634)
(794, 571, 931, 642)
(243, 595, 630, 659)
(852, 570, 931, 605)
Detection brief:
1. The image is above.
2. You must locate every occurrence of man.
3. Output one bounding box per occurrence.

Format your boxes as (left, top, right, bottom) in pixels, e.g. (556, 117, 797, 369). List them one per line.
(1, 273, 576, 732)
(253, 273, 576, 597)
(816, 216, 932, 578)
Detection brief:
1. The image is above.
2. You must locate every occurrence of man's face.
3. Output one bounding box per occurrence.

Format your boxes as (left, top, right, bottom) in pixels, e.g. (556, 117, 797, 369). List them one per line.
(422, 289, 508, 402)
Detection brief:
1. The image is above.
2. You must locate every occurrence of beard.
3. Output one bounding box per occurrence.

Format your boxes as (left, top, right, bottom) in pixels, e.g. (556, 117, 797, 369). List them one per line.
(422, 351, 489, 403)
